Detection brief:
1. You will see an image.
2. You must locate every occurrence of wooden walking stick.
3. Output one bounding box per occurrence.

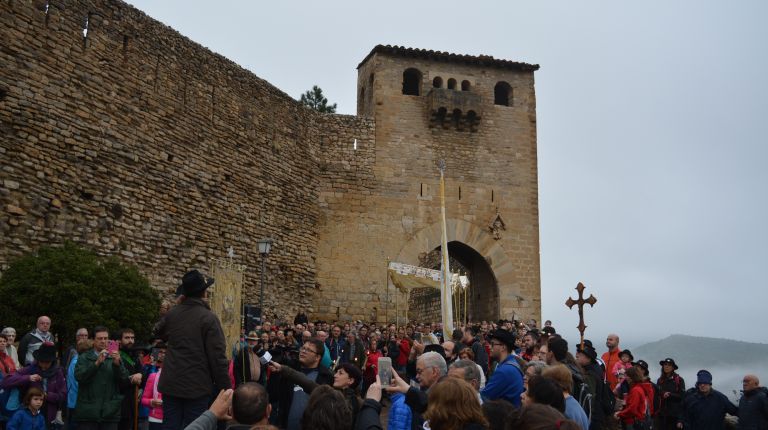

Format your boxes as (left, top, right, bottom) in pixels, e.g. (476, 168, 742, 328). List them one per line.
(565, 282, 597, 351)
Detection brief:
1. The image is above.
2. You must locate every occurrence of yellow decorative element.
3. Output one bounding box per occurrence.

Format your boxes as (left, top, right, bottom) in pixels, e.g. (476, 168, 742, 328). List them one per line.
(209, 259, 246, 354)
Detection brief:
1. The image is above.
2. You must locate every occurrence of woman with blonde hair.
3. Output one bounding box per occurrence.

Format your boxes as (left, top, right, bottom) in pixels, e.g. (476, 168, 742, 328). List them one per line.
(424, 377, 488, 430)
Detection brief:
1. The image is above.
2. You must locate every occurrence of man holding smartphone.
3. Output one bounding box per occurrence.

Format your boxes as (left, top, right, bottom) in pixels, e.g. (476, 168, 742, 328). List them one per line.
(73, 326, 131, 430)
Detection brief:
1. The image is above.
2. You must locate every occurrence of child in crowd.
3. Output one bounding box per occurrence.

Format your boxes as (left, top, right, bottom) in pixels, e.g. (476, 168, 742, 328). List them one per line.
(612, 349, 634, 395)
(7, 387, 46, 430)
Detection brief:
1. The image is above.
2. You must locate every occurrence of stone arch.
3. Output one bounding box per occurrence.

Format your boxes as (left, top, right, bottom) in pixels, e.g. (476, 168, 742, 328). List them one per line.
(393, 218, 517, 322)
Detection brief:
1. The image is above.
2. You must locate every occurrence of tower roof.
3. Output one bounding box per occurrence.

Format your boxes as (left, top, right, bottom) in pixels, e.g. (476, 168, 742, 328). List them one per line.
(358, 45, 540, 72)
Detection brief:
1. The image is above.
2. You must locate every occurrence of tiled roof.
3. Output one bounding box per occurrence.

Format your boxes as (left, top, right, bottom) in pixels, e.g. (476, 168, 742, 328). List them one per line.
(358, 44, 540, 72)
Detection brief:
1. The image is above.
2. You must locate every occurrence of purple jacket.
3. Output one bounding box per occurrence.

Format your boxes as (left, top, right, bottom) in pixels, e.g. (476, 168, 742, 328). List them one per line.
(1, 363, 67, 423)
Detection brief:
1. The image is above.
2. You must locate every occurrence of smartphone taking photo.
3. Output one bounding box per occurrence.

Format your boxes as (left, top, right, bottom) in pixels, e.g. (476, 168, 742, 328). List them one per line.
(107, 340, 119, 354)
(378, 357, 393, 387)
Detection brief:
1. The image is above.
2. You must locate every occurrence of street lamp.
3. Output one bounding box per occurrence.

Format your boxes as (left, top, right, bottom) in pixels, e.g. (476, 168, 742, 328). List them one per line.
(257, 238, 273, 324)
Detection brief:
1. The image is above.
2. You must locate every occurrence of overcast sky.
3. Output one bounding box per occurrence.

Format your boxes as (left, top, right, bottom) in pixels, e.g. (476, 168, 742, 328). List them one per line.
(127, 1, 768, 348)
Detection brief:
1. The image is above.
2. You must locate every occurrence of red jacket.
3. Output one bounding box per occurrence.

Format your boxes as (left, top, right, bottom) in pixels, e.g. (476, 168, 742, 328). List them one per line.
(639, 381, 655, 416)
(363, 350, 382, 384)
(0, 351, 15, 376)
(617, 384, 648, 424)
(396, 340, 410, 367)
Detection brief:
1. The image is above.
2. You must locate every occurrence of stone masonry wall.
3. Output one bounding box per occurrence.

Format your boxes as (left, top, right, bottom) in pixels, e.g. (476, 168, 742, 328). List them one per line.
(0, 0, 540, 325)
(314, 52, 541, 324)
(0, 0, 374, 319)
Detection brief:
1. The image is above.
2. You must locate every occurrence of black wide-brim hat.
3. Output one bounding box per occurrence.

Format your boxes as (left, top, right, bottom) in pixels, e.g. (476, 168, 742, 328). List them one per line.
(659, 357, 679, 370)
(619, 349, 634, 361)
(489, 329, 516, 350)
(180, 269, 215, 295)
(33, 342, 57, 362)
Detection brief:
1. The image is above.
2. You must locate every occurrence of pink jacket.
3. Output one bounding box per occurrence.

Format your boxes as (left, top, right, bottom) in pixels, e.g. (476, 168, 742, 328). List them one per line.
(140, 371, 163, 422)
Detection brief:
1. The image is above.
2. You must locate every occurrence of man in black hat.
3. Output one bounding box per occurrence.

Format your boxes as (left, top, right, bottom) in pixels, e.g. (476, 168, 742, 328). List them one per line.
(480, 329, 524, 407)
(576, 343, 611, 430)
(656, 358, 685, 430)
(157, 269, 230, 430)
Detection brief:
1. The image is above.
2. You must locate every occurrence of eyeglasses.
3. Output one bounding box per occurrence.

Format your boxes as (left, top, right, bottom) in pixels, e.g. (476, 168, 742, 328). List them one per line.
(300, 346, 318, 355)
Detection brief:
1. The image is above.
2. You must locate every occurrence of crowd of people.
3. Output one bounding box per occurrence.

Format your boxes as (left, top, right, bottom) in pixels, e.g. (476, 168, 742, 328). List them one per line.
(0, 269, 766, 430)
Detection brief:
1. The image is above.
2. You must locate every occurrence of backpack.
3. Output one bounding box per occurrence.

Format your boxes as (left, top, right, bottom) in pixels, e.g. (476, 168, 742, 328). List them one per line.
(576, 381, 593, 423)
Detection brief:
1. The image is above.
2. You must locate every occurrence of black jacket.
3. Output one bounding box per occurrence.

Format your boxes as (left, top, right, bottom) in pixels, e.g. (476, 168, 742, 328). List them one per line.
(405, 386, 428, 430)
(584, 361, 607, 427)
(278, 365, 360, 425)
(680, 387, 738, 430)
(272, 362, 333, 428)
(737, 387, 768, 430)
(355, 398, 383, 430)
(657, 372, 686, 419)
(156, 297, 231, 398)
(468, 338, 488, 376)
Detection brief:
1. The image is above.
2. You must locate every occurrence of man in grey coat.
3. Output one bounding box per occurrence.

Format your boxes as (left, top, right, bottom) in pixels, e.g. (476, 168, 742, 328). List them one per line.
(157, 270, 231, 430)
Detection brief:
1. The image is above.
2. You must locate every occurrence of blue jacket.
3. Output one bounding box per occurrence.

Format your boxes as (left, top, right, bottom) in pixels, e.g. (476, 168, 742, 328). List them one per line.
(387, 392, 412, 430)
(481, 354, 524, 407)
(7, 408, 46, 430)
(680, 387, 738, 430)
(67, 354, 79, 409)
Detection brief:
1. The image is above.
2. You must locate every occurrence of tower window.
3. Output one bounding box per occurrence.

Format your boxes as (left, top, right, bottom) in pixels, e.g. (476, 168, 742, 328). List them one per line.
(461, 80, 471, 91)
(447, 78, 457, 90)
(402, 68, 422, 96)
(494, 81, 512, 106)
(433, 76, 443, 88)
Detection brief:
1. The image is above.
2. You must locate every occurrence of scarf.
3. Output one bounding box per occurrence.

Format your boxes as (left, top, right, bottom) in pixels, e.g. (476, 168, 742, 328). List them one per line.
(34, 362, 59, 380)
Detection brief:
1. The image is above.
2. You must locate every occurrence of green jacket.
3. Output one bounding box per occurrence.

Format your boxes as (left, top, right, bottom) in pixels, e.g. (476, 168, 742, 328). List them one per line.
(73, 350, 130, 423)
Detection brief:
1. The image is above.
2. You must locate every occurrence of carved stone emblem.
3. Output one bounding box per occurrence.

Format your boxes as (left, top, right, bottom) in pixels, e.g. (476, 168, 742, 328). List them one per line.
(489, 213, 506, 240)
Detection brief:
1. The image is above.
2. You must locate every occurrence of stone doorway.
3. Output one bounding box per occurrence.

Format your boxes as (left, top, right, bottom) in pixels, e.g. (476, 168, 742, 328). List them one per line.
(407, 241, 499, 323)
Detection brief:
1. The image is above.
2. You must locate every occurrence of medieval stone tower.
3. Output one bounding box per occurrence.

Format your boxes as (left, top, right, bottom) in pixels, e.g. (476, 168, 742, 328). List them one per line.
(313, 46, 541, 323)
(0, 0, 540, 325)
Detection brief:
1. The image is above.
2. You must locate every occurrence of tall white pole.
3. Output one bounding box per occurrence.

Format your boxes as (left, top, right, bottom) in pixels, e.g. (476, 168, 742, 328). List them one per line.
(439, 160, 455, 340)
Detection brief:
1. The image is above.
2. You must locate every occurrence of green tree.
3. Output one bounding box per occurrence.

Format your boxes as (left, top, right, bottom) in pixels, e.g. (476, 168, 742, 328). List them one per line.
(300, 85, 337, 113)
(0, 242, 161, 345)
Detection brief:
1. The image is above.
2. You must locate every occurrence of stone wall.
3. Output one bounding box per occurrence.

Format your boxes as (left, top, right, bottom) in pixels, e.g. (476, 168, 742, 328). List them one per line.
(313, 50, 542, 324)
(0, 1, 541, 325)
(0, 0, 374, 318)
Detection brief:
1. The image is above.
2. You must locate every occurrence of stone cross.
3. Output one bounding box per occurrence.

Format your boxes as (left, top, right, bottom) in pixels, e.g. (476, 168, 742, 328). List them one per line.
(565, 282, 597, 351)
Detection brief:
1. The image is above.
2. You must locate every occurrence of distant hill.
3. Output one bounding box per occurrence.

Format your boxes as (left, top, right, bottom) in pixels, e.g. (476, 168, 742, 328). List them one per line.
(634, 334, 768, 368)
(632, 334, 768, 400)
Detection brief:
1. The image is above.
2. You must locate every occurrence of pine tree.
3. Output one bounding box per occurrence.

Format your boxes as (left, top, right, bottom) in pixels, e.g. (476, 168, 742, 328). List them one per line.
(300, 85, 337, 113)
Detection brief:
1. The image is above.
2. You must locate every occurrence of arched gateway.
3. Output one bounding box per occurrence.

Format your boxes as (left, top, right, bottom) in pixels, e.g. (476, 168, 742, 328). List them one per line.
(393, 218, 518, 323)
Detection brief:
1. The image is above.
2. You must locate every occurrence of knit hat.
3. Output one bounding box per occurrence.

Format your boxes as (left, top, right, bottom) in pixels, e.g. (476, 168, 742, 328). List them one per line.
(696, 369, 713, 385)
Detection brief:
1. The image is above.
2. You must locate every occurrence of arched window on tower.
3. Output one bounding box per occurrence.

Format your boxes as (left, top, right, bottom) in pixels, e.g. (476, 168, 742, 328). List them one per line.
(494, 81, 512, 106)
(402, 68, 422, 96)
(447, 78, 457, 90)
(433, 76, 443, 88)
(461, 80, 471, 91)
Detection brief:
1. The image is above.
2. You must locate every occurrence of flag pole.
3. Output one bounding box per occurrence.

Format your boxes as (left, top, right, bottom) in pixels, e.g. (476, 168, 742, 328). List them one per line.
(438, 160, 455, 340)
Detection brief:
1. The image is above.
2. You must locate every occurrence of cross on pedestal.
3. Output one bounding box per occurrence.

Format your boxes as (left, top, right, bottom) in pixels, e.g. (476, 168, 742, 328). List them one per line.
(565, 282, 597, 351)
